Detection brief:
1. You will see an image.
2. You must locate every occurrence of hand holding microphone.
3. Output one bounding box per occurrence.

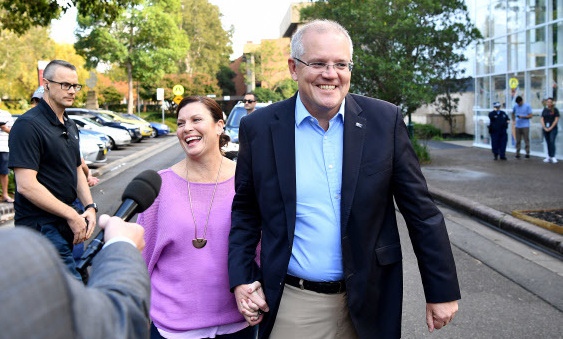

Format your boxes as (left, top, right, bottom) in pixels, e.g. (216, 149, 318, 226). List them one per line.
(98, 214, 146, 251)
(76, 170, 162, 273)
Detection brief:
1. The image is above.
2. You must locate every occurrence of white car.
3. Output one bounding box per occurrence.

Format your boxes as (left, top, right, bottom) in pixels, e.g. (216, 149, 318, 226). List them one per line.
(80, 131, 108, 165)
(70, 115, 132, 150)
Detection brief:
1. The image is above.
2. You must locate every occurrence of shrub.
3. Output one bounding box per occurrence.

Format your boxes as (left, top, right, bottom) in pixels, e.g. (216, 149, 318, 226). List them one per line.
(413, 123, 442, 140)
(411, 137, 431, 164)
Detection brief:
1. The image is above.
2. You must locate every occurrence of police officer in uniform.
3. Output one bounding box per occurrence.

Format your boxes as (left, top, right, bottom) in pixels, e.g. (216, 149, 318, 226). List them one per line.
(488, 101, 510, 160)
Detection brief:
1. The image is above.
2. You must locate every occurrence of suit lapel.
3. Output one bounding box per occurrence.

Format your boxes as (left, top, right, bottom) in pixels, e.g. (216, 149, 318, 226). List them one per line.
(271, 96, 297, 244)
(341, 95, 366, 233)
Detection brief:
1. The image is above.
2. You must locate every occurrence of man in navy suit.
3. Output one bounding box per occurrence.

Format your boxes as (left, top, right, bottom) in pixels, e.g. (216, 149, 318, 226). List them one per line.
(228, 20, 460, 339)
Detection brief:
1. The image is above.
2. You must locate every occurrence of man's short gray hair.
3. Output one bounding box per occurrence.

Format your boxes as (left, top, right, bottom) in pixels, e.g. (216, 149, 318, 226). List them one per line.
(290, 20, 353, 60)
(43, 60, 77, 80)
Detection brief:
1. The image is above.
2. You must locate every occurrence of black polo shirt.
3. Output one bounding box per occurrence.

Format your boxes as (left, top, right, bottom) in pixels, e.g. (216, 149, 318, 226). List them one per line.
(8, 99, 81, 227)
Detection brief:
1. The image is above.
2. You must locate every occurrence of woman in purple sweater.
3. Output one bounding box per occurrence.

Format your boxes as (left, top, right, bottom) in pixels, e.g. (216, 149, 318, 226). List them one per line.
(137, 96, 253, 339)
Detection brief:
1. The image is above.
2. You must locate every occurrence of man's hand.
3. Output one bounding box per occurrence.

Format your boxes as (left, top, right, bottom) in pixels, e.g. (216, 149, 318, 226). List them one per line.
(87, 174, 99, 187)
(426, 300, 458, 332)
(67, 212, 90, 244)
(81, 207, 97, 240)
(99, 214, 145, 251)
(234, 281, 269, 325)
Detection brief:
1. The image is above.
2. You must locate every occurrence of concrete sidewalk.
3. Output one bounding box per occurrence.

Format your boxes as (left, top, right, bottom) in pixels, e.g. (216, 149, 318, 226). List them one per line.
(422, 140, 563, 255)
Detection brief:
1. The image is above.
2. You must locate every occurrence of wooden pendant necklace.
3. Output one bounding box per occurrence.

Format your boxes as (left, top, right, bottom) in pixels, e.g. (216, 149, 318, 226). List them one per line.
(186, 157, 223, 249)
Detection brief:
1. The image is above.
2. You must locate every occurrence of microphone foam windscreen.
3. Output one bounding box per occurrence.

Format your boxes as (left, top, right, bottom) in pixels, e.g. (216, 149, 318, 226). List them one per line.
(121, 170, 162, 212)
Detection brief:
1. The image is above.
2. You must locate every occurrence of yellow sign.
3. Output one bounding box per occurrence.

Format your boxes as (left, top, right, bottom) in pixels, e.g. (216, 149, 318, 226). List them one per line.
(509, 78, 519, 89)
(172, 85, 185, 96)
(173, 95, 183, 105)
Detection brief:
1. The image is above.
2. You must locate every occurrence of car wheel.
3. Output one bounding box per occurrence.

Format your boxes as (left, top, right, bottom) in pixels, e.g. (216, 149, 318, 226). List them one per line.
(108, 137, 117, 150)
(151, 128, 158, 138)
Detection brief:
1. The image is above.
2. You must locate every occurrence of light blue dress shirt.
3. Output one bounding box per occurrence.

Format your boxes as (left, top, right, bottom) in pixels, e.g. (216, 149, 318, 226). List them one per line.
(513, 103, 532, 128)
(287, 93, 345, 282)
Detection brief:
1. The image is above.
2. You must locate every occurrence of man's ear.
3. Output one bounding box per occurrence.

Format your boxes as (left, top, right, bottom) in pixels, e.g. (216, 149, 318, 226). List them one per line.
(288, 59, 298, 81)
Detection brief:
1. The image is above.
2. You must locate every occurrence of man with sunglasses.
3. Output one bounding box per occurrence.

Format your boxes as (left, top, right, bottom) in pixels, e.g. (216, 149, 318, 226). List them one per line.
(242, 92, 258, 114)
(229, 20, 460, 338)
(9, 60, 96, 282)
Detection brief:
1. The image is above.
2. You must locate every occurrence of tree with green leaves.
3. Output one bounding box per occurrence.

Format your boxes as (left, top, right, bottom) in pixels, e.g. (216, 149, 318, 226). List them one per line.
(0, 0, 140, 35)
(74, 0, 190, 114)
(301, 0, 481, 124)
(180, 0, 232, 77)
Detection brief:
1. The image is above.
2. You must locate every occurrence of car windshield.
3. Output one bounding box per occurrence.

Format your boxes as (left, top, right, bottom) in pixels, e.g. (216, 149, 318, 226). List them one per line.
(96, 113, 115, 122)
(121, 113, 143, 121)
(226, 108, 247, 128)
(85, 117, 104, 127)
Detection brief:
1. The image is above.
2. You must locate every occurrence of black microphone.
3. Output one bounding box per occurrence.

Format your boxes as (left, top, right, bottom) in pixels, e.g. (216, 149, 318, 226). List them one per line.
(76, 170, 162, 273)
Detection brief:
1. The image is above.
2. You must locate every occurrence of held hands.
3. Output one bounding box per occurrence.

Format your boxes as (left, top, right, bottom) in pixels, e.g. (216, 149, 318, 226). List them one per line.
(426, 300, 458, 332)
(234, 281, 269, 325)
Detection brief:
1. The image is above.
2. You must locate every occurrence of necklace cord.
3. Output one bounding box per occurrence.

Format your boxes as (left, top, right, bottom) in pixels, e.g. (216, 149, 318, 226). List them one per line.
(186, 156, 224, 241)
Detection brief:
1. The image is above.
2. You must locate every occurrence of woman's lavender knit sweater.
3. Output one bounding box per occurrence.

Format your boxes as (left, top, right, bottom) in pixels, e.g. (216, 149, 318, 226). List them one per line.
(137, 168, 244, 332)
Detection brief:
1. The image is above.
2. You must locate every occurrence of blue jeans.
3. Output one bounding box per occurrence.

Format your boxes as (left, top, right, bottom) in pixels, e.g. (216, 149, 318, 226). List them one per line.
(544, 128, 558, 157)
(40, 223, 82, 282)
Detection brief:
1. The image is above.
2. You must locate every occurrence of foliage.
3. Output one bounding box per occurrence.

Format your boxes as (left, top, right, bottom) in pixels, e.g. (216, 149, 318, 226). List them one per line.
(0, 27, 91, 110)
(74, 0, 190, 114)
(413, 123, 442, 140)
(216, 65, 236, 96)
(99, 86, 123, 106)
(300, 0, 482, 117)
(410, 137, 431, 164)
(153, 73, 221, 99)
(254, 88, 283, 103)
(0, 26, 54, 102)
(275, 79, 298, 100)
(253, 40, 291, 91)
(180, 0, 232, 76)
(0, 0, 140, 35)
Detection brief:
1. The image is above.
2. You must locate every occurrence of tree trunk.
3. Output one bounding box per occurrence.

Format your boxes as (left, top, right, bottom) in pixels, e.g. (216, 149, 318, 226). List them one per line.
(127, 62, 134, 114)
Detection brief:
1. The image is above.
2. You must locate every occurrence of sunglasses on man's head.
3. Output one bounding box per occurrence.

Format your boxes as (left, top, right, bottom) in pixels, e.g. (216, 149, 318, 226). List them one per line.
(242, 99, 256, 103)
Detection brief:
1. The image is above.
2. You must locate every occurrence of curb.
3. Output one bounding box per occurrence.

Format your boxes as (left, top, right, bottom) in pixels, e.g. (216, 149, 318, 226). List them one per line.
(429, 185, 563, 255)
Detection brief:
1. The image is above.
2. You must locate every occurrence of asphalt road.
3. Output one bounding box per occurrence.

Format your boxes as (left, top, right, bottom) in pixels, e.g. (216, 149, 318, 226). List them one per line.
(95, 139, 563, 337)
(3, 136, 563, 337)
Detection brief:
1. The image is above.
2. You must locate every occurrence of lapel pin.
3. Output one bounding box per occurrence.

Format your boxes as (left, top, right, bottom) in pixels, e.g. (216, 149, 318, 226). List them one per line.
(355, 122, 363, 128)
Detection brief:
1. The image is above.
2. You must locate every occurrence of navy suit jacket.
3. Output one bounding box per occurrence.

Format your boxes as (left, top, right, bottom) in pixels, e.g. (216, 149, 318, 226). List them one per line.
(228, 93, 460, 338)
(0, 227, 151, 339)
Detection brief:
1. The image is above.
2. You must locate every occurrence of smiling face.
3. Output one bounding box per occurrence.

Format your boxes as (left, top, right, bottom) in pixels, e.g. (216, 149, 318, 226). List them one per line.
(176, 102, 224, 159)
(289, 29, 352, 119)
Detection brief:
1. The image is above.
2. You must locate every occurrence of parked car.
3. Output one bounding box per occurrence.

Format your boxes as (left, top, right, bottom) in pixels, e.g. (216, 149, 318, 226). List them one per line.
(120, 113, 170, 137)
(79, 128, 112, 150)
(66, 108, 143, 143)
(98, 110, 153, 138)
(224, 102, 270, 143)
(69, 115, 132, 150)
(222, 101, 270, 161)
(79, 130, 108, 165)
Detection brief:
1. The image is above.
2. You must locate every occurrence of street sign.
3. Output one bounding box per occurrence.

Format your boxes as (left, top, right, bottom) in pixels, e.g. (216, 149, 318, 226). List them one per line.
(509, 78, 519, 89)
(173, 95, 183, 105)
(156, 88, 164, 101)
(172, 85, 185, 96)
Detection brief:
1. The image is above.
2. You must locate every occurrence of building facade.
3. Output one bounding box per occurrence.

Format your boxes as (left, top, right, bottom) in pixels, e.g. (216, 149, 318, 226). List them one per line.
(471, 0, 563, 159)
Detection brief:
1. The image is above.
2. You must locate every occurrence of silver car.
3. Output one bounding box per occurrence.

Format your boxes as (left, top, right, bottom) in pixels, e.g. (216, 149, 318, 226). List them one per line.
(80, 131, 108, 165)
(70, 115, 132, 150)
